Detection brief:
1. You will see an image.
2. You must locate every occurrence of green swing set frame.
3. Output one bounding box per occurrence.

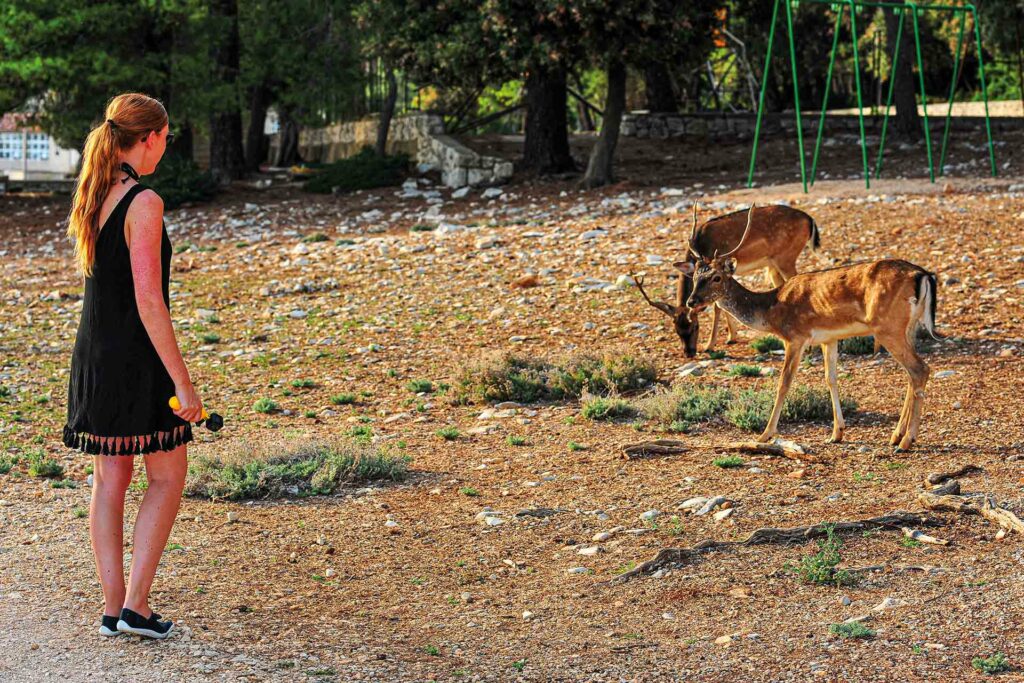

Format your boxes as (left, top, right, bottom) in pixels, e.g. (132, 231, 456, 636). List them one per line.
(746, 0, 997, 192)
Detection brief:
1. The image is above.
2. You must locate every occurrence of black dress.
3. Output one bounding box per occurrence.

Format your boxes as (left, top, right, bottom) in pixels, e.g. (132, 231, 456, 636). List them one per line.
(62, 182, 193, 456)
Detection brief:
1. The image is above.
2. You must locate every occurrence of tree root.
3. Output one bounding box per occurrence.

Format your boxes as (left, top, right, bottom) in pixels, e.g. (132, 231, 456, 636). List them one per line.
(621, 440, 687, 459)
(917, 487, 1024, 536)
(722, 440, 824, 463)
(606, 511, 938, 584)
(924, 465, 983, 487)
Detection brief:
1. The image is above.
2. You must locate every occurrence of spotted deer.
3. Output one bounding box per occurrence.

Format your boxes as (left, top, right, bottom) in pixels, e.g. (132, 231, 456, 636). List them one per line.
(686, 205, 938, 451)
(634, 203, 820, 356)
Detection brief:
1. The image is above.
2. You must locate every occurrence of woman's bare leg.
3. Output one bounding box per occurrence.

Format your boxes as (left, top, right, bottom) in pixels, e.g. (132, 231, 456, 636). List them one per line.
(123, 441, 187, 616)
(90, 450, 135, 617)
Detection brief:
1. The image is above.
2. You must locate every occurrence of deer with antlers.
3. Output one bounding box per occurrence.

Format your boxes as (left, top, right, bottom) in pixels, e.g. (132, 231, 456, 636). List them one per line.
(634, 203, 820, 357)
(684, 205, 938, 451)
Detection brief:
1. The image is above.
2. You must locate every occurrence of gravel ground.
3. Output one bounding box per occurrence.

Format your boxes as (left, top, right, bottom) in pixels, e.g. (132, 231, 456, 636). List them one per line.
(1, 132, 1023, 682)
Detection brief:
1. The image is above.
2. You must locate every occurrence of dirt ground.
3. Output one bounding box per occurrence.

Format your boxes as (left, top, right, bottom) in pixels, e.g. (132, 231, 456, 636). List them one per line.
(1, 130, 1024, 682)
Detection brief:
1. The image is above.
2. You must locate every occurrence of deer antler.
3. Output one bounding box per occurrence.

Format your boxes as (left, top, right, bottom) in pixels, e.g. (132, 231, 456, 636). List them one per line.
(718, 203, 756, 260)
(687, 201, 703, 260)
(631, 272, 676, 317)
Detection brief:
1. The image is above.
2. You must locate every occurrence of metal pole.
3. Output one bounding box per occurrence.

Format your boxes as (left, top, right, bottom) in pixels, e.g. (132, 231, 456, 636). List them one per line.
(747, 0, 782, 188)
(785, 0, 808, 192)
(938, 9, 966, 175)
(970, 4, 997, 176)
(848, 1, 871, 188)
(875, 6, 905, 179)
(910, 3, 935, 183)
(810, 4, 845, 186)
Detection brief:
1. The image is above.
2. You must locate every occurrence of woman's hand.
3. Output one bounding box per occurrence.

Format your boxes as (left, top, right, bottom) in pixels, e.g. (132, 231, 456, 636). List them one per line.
(172, 382, 204, 424)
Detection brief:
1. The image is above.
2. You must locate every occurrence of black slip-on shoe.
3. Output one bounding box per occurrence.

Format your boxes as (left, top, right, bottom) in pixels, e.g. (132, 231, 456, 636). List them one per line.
(116, 607, 174, 639)
(99, 614, 122, 637)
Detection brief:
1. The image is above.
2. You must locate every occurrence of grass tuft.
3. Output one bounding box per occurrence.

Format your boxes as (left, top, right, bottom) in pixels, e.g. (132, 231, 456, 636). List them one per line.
(633, 383, 731, 431)
(751, 335, 784, 353)
(829, 621, 876, 639)
(725, 386, 856, 432)
(185, 436, 408, 500)
(972, 653, 1010, 674)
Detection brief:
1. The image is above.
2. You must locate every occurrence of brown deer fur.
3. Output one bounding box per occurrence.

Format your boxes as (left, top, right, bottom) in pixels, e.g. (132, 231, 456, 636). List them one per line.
(634, 203, 820, 356)
(684, 205, 938, 451)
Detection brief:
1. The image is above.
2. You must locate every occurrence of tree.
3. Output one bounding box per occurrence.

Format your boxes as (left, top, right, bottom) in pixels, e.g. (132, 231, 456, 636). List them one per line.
(579, 1, 719, 188)
(883, 1, 922, 142)
(208, 0, 246, 182)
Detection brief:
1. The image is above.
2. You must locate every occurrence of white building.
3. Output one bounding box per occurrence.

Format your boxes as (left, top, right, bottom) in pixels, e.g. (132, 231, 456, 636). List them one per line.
(0, 112, 80, 180)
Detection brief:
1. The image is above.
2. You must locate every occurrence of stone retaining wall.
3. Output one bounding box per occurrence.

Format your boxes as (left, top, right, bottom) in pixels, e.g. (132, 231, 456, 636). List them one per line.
(271, 113, 512, 188)
(622, 111, 1024, 139)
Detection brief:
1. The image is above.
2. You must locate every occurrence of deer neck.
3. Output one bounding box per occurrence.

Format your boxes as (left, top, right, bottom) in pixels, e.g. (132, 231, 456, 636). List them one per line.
(715, 278, 776, 332)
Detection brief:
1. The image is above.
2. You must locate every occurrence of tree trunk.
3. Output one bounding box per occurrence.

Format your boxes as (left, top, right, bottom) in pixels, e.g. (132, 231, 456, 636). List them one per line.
(884, 3, 922, 141)
(581, 60, 627, 189)
(207, 0, 246, 183)
(521, 63, 575, 174)
(170, 123, 194, 161)
(375, 68, 398, 157)
(274, 109, 301, 166)
(644, 61, 677, 112)
(244, 82, 271, 173)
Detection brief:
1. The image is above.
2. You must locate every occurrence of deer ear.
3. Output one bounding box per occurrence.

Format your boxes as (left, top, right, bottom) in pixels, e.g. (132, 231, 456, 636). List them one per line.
(723, 258, 737, 275)
(673, 261, 695, 275)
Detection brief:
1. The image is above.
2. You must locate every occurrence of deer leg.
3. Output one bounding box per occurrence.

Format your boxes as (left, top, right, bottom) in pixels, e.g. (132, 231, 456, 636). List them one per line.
(880, 334, 930, 451)
(766, 265, 787, 288)
(890, 382, 915, 446)
(703, 305, 721, 352)
(723, 308, 739, 344)
(759, 339, 806, 443)
(822, 342, 845, 443)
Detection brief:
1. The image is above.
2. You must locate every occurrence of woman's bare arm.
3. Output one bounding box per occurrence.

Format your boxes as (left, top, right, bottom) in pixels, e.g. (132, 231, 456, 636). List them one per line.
(126, 189, 203, 423)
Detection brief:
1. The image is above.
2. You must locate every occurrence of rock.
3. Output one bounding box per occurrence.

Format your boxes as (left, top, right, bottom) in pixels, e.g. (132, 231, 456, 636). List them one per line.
(578, 229, 607, 241)
(566, 567, 589, 574)
(484, 516, 503, 527)
(639, 510, 661, 523)
(728, 586, 751, 598)
(786, 469, 806, 479)
(872, 596, 907, 612)
(713, 508, 734, 521)
(695, 496, 727, 516)
(475, 236, 501, 250)
(461, 592, 473, 603)
(482, 187, 503, 199)
(226, 511, 239, 523)
(840, 596, 852, 606)
(592, 531, 614, 542)
(615, 274, 636, 288)
(511, 274, 540, 289)
(452, 187, 470, 199)
(324, 568, 335, 578)
(678, 497, 709, 511)
(577, 546, 601, 556)
(384, 520, 399, 528)
(522, 610, 534, 620)
(289, 309, 308, 319)
(934, 370, 956, 378)
(714, 635, 735, 646)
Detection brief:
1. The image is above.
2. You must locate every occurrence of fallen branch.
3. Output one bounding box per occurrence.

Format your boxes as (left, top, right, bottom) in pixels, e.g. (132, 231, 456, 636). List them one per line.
(621, 440, 687, 459)
(606, 511, 938, 584)
(917, 486, 1024, 536)
(722, 440, 824, 463)
(925, 465, 983, 487)
(902, 527, 949, 546)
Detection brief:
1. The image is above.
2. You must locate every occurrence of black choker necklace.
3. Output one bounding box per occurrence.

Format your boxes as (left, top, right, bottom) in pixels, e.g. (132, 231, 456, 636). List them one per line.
(119, 161, 140, 184)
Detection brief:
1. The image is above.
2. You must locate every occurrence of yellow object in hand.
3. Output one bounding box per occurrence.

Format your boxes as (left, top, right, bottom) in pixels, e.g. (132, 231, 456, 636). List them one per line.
(168, 395, 210, 420)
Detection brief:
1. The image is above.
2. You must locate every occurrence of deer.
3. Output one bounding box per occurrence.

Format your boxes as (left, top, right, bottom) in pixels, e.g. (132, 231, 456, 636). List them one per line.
(684, 204, 938, 451)
(634, 202, 820, 357)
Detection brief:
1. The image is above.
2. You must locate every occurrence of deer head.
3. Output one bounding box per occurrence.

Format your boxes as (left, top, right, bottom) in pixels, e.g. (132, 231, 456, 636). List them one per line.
(686, 204, 755, 313)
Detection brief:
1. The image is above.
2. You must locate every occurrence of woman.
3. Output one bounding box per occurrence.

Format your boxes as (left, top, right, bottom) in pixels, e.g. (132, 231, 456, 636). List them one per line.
(63, 93, 203, 639)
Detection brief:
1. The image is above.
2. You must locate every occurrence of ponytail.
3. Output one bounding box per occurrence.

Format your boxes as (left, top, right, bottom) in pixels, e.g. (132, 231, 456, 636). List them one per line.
(66, 93, 167, 277)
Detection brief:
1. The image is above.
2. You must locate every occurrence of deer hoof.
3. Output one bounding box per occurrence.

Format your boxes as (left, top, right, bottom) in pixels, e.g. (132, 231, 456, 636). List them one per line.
(756, 432, 775, 444)
(827, 430, 844, 444)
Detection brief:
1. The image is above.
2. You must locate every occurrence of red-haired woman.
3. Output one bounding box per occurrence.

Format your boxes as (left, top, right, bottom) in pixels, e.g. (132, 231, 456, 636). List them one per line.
(63, 93, 203, 639)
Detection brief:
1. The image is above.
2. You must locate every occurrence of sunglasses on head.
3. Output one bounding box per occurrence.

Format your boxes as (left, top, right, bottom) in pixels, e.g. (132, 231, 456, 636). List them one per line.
(142, 129, 175, 145)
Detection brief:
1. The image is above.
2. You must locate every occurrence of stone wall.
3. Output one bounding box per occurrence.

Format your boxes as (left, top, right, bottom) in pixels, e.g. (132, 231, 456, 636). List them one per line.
(270, 113, 512, 188)
(621, 111, 1024, 139)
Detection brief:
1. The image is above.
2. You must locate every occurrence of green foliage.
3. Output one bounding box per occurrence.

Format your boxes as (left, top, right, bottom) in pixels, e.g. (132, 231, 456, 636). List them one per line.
(727, 364, 762, 377)
(290, 379, 316, 389)
(253, 397, 279, 414)
(454, 349, 655, 404)
(788, 524, 856, 587)
(580, 395, 635, 421)
(972, 653, 1010, 675)
(725, 386, 856, 432)
(407, 379, 433, 393)
(330, 393, 357, 405)
(568, 441, 586, 452)
(634, 383, 731, 430)
(751, 335, 784, 353)
(0, 456, 13, 475)
(506, 435, 527, 446)
(829, 622, 876, 639)
(436, 426, 460, 441)
(303, 148, 408, 194)
(839, 336, 875, 355)
(200, 332, 221, 344)
(27, 450, 63, 479)
(185, 437, 408, 500)
(458, 486, 479, 497)
(712, 456, 744, 469)
(150, 154, 219, 210)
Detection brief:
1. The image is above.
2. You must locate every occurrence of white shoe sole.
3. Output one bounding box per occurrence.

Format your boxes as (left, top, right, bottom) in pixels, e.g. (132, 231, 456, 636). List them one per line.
(99, 625, 122, 637)
(116, 619, 174, 639)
